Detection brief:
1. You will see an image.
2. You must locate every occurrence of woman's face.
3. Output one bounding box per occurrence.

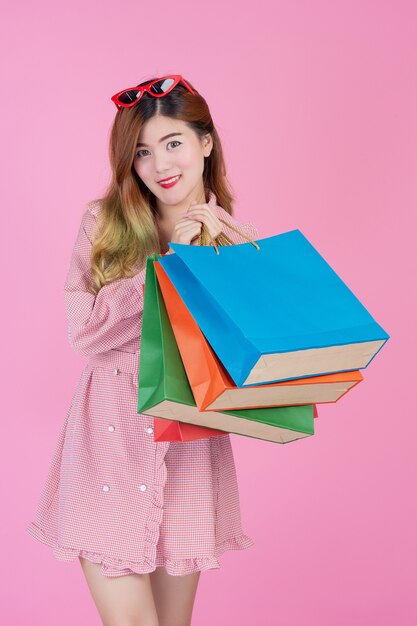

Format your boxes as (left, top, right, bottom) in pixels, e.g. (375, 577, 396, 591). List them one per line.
(133, 115, 212, 211)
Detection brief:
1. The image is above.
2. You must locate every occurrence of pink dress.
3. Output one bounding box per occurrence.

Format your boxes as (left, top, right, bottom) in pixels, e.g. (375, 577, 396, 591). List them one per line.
(26, 190, 259, 578)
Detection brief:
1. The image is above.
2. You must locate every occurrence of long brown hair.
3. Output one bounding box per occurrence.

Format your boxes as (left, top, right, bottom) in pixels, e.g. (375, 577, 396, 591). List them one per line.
(89, 76, 236, 295)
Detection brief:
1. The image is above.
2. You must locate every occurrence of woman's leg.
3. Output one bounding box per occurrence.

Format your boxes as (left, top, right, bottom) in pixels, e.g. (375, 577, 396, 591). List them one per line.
(149, 566, 201, 626)
(79, 556, 159, 626)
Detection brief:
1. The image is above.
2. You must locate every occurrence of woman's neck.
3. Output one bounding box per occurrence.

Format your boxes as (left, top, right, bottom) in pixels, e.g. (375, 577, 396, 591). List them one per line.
(155, 188, 207, 223)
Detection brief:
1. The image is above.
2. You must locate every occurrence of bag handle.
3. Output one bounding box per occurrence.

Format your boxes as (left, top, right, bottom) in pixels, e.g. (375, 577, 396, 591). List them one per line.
(197, 217, 260, 254)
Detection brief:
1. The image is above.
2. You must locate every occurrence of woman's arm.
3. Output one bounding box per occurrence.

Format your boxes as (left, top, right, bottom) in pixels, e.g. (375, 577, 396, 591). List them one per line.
(63, 205, 147, 356)
(63, 202, 258, 357)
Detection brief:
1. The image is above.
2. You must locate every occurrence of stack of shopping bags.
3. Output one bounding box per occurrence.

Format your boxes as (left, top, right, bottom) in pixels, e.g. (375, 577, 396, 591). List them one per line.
(137, 225, 389, 445)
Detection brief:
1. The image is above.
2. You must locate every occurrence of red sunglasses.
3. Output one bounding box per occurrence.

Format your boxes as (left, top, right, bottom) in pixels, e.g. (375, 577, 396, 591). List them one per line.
(111, 74, 196, 110)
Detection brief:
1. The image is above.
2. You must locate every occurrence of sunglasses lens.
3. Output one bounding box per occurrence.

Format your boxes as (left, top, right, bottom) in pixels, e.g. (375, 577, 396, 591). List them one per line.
(149, 78, 175, 95)
(118, 89, 142, 105)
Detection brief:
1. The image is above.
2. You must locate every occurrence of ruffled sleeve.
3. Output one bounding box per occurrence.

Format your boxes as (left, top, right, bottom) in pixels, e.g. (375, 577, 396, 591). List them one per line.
(63, 203, 147, 356)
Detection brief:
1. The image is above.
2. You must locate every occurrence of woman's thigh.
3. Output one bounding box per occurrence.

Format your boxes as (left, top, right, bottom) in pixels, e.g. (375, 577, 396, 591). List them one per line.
(79, 556, 159, 626)
(149, 566, 201, 626)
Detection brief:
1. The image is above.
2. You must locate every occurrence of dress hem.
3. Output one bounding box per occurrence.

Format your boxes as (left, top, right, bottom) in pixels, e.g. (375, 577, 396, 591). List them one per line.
(26, 521, 255, 577)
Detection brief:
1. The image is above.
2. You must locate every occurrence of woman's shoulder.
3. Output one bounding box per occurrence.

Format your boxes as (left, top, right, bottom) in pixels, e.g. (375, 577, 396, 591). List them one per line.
(208, 190, 257, 234)
(213, 203, 259, 242)
(86, 198, 103, 218)
(76, 199, 102, 244)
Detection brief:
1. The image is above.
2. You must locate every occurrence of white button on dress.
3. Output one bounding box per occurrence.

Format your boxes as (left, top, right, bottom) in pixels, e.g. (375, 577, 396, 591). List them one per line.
(102, 485, 110, 492)
(145, 427, 153, 434)
(139, 484, 147, 492)
(114, 368, 119, 375)
(108, 425, 115, 432)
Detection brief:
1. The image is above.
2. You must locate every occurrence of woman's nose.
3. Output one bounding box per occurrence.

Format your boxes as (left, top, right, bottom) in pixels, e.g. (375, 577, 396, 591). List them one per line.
(154, 155, 173, 173)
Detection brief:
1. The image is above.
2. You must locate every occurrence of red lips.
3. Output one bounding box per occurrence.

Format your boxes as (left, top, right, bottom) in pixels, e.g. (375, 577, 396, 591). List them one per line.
(158, 175, 181, 183)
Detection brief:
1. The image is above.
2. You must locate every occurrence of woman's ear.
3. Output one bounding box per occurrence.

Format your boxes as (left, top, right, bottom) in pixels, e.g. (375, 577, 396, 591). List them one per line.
(202, 133, 213, 158)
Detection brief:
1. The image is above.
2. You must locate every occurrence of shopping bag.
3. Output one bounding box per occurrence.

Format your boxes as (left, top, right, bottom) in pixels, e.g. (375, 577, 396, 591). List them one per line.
(140, 285, 197, 441)
(137, 255, 315, 444)
(138, 253, 224, 442)
(158, 229, 390, 386)
(153, 416, 224, 442)
(154, 261, 363, 411)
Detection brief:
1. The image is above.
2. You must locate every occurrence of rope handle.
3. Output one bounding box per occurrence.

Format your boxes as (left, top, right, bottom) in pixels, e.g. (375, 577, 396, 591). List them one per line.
(197, 217, 260, 254)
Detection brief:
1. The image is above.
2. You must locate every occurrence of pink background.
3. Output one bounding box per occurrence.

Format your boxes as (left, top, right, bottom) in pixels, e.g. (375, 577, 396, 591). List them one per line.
(2, 1, 416, 624)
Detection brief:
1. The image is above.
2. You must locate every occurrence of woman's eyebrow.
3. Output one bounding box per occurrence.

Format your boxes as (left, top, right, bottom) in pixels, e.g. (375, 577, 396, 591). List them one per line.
(136, 132, 183, 147)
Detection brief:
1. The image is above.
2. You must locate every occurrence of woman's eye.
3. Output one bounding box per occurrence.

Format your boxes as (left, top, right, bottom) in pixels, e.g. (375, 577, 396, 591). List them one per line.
(136, 141, 181, 159)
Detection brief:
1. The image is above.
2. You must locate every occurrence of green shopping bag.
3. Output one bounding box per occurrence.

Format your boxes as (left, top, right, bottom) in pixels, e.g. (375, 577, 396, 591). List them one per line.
(137, 254, 315, 444)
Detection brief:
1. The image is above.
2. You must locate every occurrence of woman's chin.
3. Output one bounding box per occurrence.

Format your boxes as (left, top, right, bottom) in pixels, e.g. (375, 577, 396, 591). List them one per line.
(154, 186, 191, 206)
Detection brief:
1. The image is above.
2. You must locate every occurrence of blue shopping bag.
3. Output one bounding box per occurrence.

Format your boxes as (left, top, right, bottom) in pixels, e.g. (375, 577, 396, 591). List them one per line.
(157, 229, 389, 387)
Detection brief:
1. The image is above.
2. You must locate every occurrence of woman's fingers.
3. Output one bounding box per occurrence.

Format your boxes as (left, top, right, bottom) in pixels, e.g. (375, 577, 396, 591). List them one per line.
(168, 199, 224, 245)
(174, 217, 203, 233)
(185, 205, 222, 239)
(171, 218, 202, 245)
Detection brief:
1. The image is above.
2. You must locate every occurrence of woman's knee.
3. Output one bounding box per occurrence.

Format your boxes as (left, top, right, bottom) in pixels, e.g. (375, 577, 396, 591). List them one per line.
(79, 557, 159, 626)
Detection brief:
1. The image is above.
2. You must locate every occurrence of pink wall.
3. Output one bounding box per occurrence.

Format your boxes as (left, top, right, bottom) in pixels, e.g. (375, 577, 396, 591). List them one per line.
(2, 1, 416, 624)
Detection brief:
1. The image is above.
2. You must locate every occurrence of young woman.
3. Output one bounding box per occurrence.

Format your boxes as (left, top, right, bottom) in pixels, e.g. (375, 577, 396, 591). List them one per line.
(27, 74, 259, 626)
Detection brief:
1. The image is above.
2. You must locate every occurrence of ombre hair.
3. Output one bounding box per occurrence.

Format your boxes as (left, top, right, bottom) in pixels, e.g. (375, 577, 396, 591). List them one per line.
(89, 75, 236, 295)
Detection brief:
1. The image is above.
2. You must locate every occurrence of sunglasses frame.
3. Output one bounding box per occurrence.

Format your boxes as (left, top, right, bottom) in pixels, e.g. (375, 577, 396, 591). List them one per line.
(111, 74, 196, 110)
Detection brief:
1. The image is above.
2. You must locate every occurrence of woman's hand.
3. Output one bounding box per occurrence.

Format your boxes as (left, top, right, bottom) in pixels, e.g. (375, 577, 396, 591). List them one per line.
(168, 214, 203, 247)
(185, 199, 223, 244)
(167, 199, 223, 249)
